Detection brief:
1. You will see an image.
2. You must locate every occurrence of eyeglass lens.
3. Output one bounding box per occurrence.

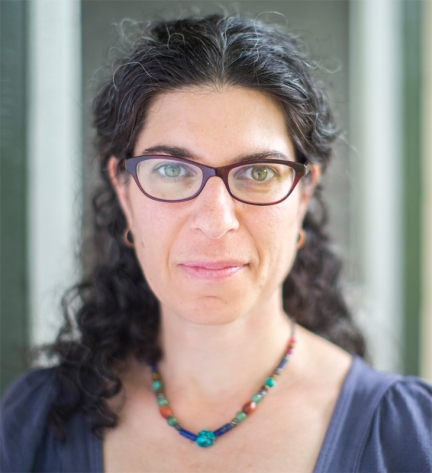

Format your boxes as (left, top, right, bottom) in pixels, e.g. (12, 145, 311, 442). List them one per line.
(136, 157, 295, 204)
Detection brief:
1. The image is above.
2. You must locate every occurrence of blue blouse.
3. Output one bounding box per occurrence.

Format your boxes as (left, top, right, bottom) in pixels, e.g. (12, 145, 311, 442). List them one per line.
(1, 356, 431, 472)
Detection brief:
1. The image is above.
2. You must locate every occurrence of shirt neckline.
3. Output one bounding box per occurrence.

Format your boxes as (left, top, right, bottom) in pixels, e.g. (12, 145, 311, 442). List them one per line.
(312, 354, 360, 472)
(91, 356, 363, 473)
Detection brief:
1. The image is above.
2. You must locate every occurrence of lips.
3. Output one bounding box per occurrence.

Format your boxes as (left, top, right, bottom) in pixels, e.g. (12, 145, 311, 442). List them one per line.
(178, 260, 247, 280)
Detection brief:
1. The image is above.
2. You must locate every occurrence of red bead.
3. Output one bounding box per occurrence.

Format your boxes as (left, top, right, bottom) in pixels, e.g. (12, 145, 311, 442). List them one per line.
(286, 348, 292, 354)
(159, 405, 173, 419)
(242, 401, 257, 414)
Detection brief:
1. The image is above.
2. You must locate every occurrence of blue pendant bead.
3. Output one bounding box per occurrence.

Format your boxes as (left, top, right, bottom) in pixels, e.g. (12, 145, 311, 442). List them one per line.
(277, 357, 288, 370)
(150, 318, 296, 447)
(196, 430, 216, 448)
(179, 428, 197, 441)
(214, 423, 234, 437)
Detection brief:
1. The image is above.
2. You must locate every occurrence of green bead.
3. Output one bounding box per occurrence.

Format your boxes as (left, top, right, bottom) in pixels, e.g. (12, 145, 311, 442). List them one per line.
(235, 411, 247, 422)
(196, 430, 216, 448)
(167, 416, 178, 426)
(265, 377, 276, 388)
(152, 380, 162, 391)
(251, 393, 263, 403)
(157, 397, 169, 406)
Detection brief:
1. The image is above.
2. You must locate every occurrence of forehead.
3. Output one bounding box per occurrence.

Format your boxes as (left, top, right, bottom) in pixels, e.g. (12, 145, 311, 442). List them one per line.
(133, 86, 295, 165)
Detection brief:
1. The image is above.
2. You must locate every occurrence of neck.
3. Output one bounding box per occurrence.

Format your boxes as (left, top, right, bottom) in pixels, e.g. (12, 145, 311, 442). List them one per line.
(156, 293, 293, 414)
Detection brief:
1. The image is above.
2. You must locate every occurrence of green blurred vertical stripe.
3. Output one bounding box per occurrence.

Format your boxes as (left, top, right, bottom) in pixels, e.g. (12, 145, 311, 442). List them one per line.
(403, 0, 423, 376)
(0, 0, 29, 395)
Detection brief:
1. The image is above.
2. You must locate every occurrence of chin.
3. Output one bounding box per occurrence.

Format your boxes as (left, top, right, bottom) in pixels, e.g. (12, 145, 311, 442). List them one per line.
(171, 296, 249, 326)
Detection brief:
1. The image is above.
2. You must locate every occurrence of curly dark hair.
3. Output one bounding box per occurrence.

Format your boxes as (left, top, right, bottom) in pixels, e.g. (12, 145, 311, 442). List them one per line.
(46, 13, 366, 440)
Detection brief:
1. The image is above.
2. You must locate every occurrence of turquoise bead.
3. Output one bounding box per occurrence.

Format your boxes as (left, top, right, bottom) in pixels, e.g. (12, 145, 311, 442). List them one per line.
(235, 411, 247, 422)
(251, 393, 262, 403)
(265, 377, 276, 388)
(167, 416, 178, 426)
(152, 380, 162, 391)
(196, 430, 216, 448)
(157, 397, 169, 406)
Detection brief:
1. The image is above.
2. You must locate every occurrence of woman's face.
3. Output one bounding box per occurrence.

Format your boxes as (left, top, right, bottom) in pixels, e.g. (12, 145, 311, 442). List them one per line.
(111, 87, 318, 325)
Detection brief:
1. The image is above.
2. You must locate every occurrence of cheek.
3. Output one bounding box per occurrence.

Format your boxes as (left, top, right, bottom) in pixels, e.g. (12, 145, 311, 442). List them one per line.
(127, 190, 180, 287)
(251, 197, 301, 279)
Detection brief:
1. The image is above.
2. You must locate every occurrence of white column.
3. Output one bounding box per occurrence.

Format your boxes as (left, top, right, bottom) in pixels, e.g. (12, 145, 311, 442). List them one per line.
(349, 0, 403, 372)
(27, 0, 82, 347)
(421, 0, 432, 382)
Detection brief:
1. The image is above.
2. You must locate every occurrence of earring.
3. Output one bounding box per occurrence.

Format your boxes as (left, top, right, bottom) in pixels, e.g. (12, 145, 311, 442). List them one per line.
(123, 227, 135, 248)
(296, 229, 306, 250)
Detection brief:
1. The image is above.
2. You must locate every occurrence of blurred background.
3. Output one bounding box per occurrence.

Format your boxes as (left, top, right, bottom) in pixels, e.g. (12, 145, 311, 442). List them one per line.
(1, 0, 431, 395)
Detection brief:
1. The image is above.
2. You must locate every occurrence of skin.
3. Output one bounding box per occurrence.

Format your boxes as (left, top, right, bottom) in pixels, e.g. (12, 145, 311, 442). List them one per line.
(105, 86, 352, 472)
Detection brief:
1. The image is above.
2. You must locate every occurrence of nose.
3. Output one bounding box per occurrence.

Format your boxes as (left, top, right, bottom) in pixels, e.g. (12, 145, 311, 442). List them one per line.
(190, 176, 240, 239)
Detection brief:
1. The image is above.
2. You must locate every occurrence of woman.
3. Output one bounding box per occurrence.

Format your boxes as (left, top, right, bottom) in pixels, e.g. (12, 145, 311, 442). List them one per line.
(1, 13, 431, 473)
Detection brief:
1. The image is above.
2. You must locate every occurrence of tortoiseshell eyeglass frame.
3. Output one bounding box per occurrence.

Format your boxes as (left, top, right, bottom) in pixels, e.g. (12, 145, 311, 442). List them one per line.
(124, 155, 308, 206)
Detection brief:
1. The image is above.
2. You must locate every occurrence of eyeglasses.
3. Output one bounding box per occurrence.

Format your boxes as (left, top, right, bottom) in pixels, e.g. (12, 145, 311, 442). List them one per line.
(125, 155, 308, 206)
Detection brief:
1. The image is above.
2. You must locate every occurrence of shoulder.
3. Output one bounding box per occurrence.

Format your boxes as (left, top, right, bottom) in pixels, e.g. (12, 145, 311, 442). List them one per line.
(1, 368, 103, 473)
(358, 367, 432, 472)
(1, 367, 58, 430)
(0, 368, 58, 472)
(315, 357, 432, 473)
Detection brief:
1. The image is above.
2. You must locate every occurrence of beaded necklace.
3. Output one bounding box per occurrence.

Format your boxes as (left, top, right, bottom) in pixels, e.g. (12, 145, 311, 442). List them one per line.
(150, 319, 296, 448)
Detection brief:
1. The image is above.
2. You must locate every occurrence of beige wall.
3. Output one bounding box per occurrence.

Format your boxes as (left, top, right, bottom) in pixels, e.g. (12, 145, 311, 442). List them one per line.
(421, 0, 432, 382)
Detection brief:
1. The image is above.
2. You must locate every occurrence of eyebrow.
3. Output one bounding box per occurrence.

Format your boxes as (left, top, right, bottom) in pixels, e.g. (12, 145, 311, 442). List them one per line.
(139, 145, 294, 164)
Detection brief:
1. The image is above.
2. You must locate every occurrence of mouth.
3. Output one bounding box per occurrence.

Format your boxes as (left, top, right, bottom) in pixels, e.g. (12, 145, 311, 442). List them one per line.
(178, 260, 248, 280)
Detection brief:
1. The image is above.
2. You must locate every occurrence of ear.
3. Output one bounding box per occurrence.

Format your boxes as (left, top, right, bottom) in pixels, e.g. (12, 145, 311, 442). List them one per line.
(297, 163, 322, 225)
(108, 156, 134, 229)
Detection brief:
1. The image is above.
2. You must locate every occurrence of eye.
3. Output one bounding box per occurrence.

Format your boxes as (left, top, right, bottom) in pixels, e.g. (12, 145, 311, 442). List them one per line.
(153, 162, 195, 179)
(161, 163, 181, 178)
(237, 165, 276, 182)
(251, 166, 273, 181)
